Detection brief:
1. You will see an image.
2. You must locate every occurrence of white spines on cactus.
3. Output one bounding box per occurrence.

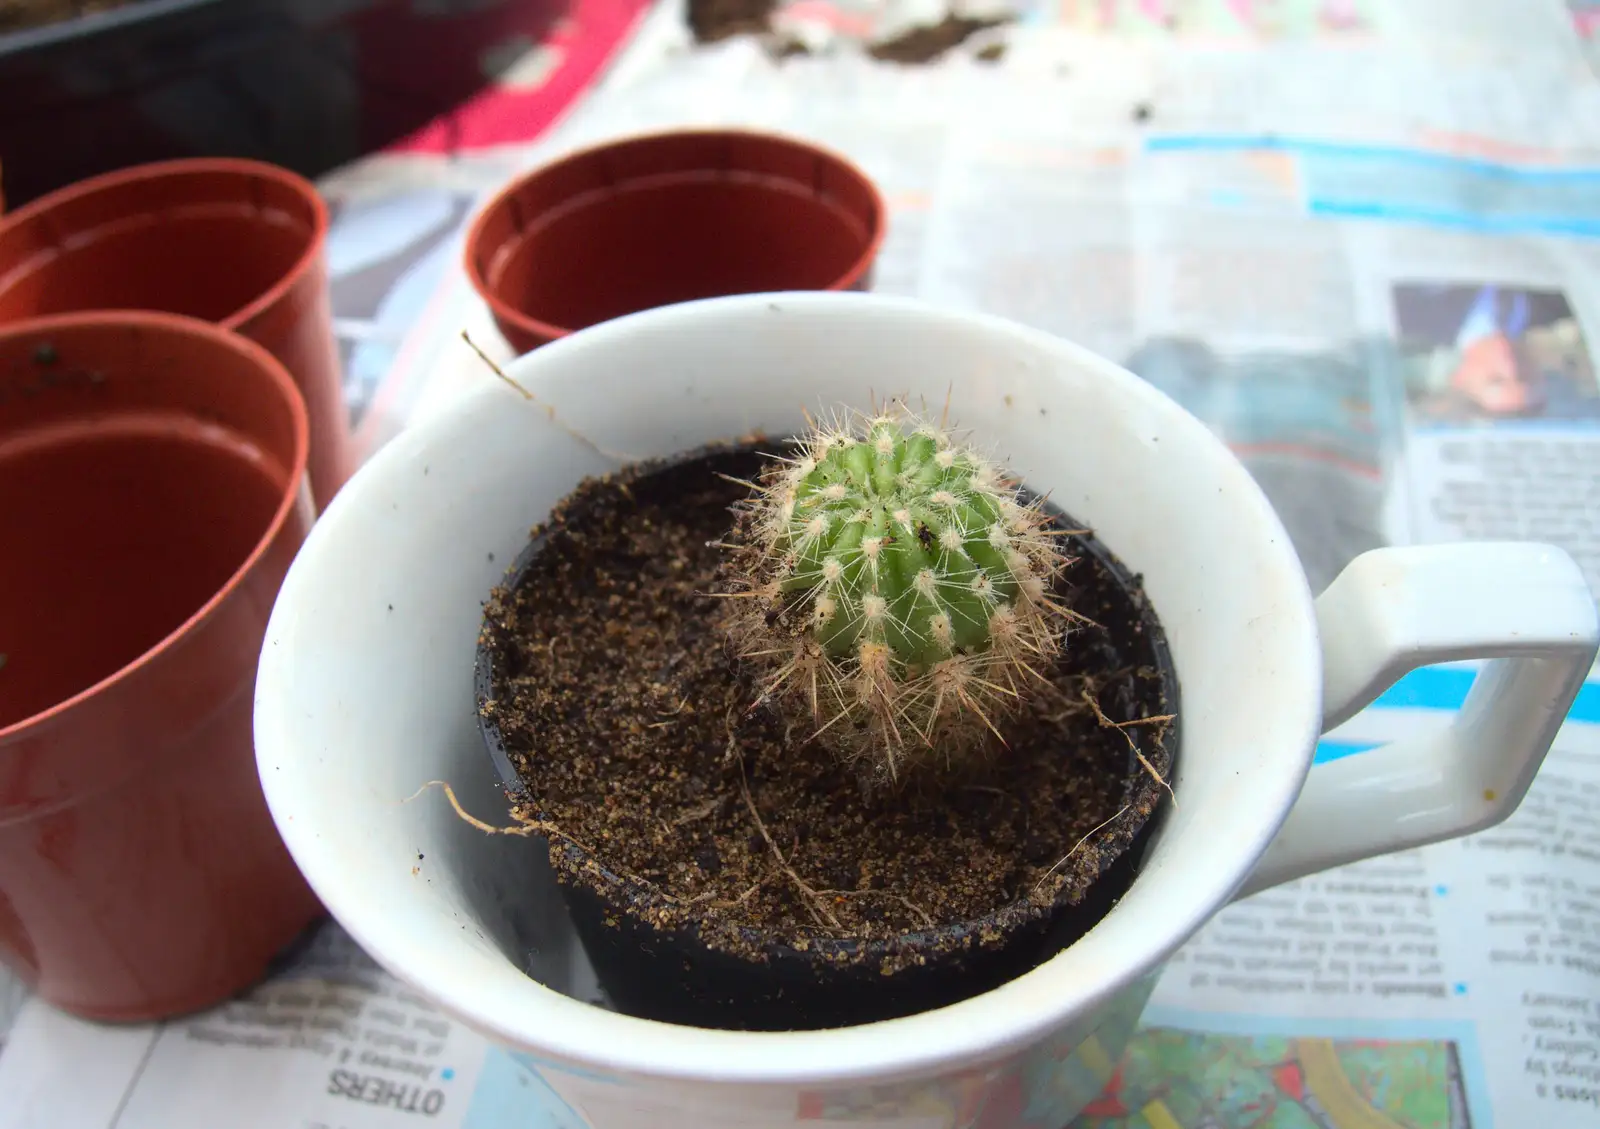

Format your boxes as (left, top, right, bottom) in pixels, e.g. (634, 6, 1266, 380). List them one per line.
(725, 403, 1073, 781)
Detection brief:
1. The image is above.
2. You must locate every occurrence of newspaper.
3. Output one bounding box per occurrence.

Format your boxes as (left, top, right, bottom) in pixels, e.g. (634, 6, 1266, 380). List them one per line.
(6, 0, 1600, 1125)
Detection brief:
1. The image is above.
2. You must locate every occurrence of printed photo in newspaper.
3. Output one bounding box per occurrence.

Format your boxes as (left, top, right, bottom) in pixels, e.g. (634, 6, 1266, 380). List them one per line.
(1394, 281, 1600, 424)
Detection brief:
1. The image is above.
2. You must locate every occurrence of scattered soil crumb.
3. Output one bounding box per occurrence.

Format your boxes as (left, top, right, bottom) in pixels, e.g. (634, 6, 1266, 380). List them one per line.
(686, 0, 777, 43)
(685, 0, 1012, 67)
(868, 14, 1011, 65)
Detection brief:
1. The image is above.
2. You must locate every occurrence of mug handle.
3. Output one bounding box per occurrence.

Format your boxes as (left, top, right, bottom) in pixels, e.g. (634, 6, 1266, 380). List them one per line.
(1235, 542, 1599, 901)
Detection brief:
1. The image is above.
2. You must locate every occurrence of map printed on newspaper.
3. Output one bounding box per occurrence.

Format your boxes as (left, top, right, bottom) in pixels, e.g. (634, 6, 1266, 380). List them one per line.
(5, 1, 1600, 1126)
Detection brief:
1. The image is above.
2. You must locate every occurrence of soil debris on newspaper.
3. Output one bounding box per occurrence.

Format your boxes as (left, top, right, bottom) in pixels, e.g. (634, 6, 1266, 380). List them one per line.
(687, 0, 779, 43)
(686, 0, 1012, 65)
(868, 12, 1010, 64)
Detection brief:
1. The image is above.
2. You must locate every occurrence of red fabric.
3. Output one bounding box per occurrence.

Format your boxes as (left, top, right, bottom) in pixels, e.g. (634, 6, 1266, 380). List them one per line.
(388, 0, 653, 155)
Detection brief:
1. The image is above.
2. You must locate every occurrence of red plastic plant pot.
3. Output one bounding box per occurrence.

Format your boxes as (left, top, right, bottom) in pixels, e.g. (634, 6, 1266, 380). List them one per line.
(0, 158, 353, 509)
(464, 129, 888, 354)
(0, 311, 323, 1022)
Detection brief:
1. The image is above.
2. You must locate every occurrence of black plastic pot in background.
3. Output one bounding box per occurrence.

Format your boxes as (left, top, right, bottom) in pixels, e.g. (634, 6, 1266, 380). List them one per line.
(474, 466, 1182, 1033)
(0, 0, 567, 210)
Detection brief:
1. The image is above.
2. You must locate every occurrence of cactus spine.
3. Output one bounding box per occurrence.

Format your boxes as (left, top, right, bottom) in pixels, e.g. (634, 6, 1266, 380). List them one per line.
(726, 405, 1072, 780)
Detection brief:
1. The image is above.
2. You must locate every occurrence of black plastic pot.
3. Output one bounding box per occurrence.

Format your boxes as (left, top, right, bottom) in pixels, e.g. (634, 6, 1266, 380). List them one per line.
(0, 0, 567, 210)
(475, 454, 1181, 1032)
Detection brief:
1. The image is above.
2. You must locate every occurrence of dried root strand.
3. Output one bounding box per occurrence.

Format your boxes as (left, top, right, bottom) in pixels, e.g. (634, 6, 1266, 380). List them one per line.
(1032, 802, 1132, 898)
(734, 753, 843, 931)
(460, 330, 637, 464)
(1080, 689, 1177, 806)
(816, 887, 937, 931)
(408, 780, 689, 906)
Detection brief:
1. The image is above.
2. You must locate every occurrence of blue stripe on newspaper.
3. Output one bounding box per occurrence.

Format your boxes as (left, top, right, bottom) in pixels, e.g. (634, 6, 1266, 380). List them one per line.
(1144, 134, 1600, 237)
(1313, 670, 1600, 764)
(1306, 200, 1600, 238)
(1313, 740, 1383, 765)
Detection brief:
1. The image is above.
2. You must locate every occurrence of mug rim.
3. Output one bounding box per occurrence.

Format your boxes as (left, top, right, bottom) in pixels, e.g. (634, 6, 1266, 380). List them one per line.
(256, 291, 1322, 1085)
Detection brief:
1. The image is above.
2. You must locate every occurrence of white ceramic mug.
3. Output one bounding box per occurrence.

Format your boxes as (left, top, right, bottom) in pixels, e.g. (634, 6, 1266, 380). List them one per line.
(254, 292, 1598, 1129)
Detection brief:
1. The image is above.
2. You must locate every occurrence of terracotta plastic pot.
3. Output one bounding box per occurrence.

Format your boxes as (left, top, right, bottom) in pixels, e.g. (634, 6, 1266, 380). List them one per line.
(0, 310, 323, 1022)
(0, 157, 353, 509)
(464, 129, 886, 353)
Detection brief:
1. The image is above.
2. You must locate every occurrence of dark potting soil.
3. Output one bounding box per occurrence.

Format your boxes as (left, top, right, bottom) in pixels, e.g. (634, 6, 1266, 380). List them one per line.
(480, 444, 1174, 969)
(0, 0, 142, 34)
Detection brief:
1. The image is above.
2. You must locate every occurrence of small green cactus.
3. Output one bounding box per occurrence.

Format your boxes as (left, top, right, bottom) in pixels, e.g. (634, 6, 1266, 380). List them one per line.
(725, 404, 1071, 780)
